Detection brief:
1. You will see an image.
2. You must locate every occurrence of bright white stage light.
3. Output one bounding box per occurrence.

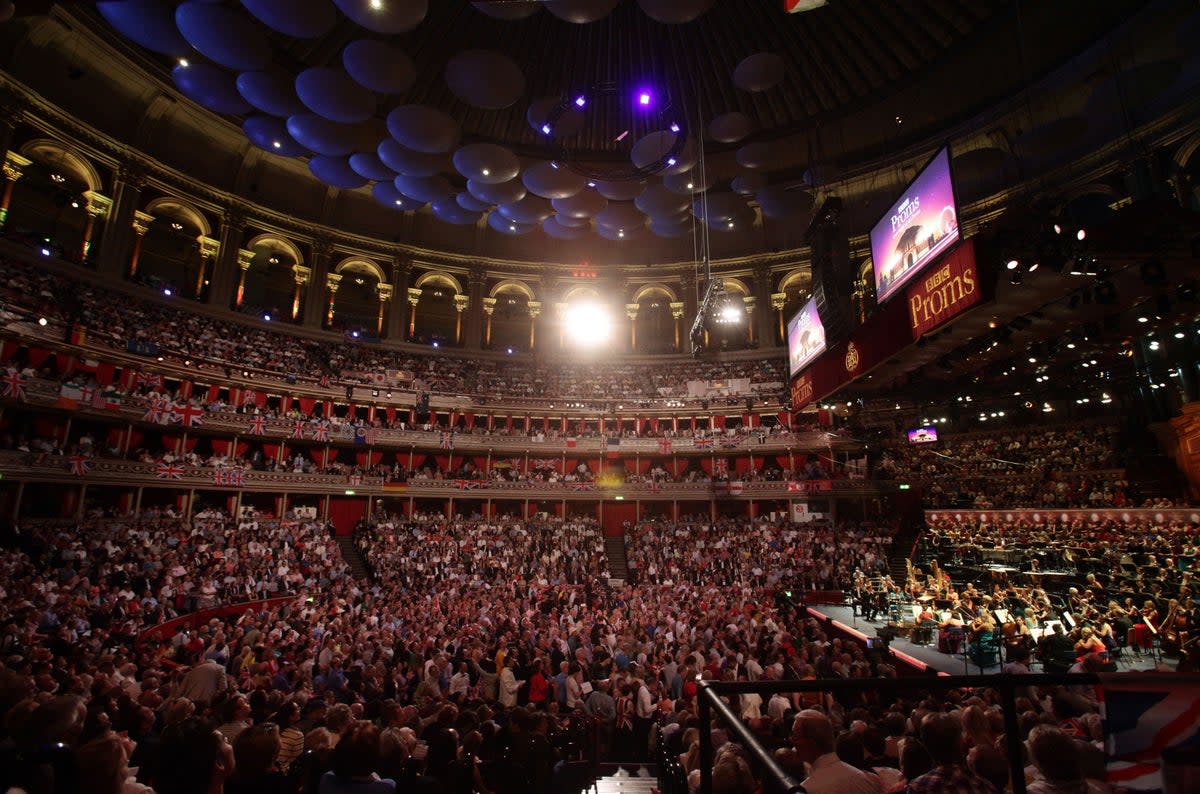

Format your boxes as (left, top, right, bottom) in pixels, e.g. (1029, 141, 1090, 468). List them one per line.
(564, 303, 612, 346)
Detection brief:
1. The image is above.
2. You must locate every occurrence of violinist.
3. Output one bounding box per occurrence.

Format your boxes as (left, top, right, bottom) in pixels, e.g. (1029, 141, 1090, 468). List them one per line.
(1073, 625, 1106, 656)
(1129, 599, 1159, 655)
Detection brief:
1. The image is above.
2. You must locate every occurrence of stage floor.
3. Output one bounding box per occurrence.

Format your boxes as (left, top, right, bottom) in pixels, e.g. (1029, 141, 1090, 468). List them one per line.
(808, 604, 1160, 675)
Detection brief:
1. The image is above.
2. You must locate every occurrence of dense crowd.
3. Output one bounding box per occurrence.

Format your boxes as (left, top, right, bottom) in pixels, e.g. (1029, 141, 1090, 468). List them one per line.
(873, 425, 1142, 509)
(625, 518, 894, 591)
(0, 495, 1182, 794)
(1, 255, 787, 405)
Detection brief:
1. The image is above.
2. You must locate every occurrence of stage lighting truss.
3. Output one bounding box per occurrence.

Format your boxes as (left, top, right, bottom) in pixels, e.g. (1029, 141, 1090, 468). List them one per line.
(541, 81, 689, 182)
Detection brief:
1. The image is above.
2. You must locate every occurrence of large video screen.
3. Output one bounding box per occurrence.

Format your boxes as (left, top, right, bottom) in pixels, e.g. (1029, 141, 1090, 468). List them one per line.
(907, 426, 939, 444)
(786, 297, 826, 377)
(870, 146, 960, 304)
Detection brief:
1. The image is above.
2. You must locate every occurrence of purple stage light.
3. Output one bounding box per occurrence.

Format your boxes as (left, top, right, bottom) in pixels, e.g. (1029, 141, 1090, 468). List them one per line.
(669, 122, 680, 133)
(638, 91, 651, 107)
(574, 95, 586, 108)
(541, 123, 552, 135)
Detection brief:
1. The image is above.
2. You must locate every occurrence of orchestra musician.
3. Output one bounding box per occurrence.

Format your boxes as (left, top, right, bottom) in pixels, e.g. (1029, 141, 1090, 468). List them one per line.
(1129, 599, 1160, 655)
(1073, 625, 1106, 656)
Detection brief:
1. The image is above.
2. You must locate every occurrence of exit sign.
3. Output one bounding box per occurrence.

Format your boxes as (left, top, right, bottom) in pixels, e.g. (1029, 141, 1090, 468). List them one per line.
(572, 270, 598, 279)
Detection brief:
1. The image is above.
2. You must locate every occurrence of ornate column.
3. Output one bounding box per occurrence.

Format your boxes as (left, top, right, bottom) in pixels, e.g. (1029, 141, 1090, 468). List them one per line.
(670, 301, 685, 351)
(0, 152, 31, 231)
(209, 209, 246, 306)
(97, 162, 146, 278)
(302, 238, 332, 326)
(325, 272, 343, 325)
(291, 264, 311, 321)
(625, 303, 639, 351)
(79, 191, 112, 263)
(527, 301, 542, 351)
(752, 263, 774, 346)
(406, 287, 422, 338)
(482, 297, 497, 347)
(388, 255, 411, 340)
(453, 293, 469, 345)
(128, 210, 155, 277)
(376, 283, 394, 336)
(770, 292, 789, 345)
(466, 267, 486, 349)
(555, 302, 568, 349)
(196, 235, 219, 299)
(234, 248, 254, 308)
(742, 296, 757, 344)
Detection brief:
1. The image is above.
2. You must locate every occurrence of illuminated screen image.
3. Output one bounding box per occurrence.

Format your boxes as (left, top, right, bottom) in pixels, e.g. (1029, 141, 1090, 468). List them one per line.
(870, 147, 960, 304)
(907, 426, 939, 444)
(786, 297, 826, 377)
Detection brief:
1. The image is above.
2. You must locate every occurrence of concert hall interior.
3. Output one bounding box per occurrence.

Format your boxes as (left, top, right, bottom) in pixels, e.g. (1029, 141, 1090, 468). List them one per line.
(0, 2, 1199, 794)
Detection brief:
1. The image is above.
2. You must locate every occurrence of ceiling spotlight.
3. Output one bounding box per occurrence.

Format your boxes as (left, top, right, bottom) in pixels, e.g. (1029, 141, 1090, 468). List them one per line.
(574, 95, 586, 108)
(1137, 316, 1149, 323)
(509, 224, 516, 231)
(1175, 331, 1185, 339)
(272, 140, 281, 149)
(178, 58, 190, 68)
(1006, 259, 1019, 270)
(1076, 228, 1086, 241)
(587, 181, 596, 188)
(163, 287, 172, 296)
(1027, 261, 1039, 272)
(666, 158, 676, 167)
(617, 230, 625, 238)
(38, 317, 48, 327)
(637, 90, 652, 107)
(40, 247, 50, 256)
(686, 182, 694, 190)
(669, 123, 681, 133)
(263, 314, 271, 322)
(727, 221, 734, 228)
(481, 168, 490, 176)
(394, 199, 403, 206)
(541, 123, 552, 135)
(1053, 223, 1062, 235)
(550, 161, 559, 169)
(370, 0, 383, 9)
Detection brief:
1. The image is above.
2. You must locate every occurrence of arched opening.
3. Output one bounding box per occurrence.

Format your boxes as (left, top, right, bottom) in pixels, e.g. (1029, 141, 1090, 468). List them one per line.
(410, 272, 462, 346)
(632, 285, 677, 354)
(136, 198, 212, 301)
(241, 236, 304, 322)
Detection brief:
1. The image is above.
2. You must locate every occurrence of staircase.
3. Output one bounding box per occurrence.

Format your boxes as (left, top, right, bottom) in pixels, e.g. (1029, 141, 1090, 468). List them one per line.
(593, 764, 658, 794)
(335, 536, 372, 580)
(887, 522, 923, 581)
(605, 535, 629, 588)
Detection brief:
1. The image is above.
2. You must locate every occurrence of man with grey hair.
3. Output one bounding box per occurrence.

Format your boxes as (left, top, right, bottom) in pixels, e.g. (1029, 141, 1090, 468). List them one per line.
(790, 709, 882, 794)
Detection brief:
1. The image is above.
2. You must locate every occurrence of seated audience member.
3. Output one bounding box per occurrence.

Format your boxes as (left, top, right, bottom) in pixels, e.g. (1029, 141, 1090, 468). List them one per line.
(790, 710, 882, 794)
(906, 713, 999, 794)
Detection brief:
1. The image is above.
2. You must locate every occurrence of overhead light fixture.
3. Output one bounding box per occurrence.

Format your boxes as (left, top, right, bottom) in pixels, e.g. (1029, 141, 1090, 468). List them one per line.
(481, 168, 490, 176)
(178, 58, 189, 68)
(1006, 259, 1019, 271)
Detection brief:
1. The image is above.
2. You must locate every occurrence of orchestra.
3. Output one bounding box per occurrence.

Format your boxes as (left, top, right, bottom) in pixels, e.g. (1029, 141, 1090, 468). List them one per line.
(841, 524, 1199, 671)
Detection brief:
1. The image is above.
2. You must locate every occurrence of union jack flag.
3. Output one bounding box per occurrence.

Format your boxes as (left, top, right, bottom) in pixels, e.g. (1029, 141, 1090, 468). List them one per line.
(1103, 677, 1200, 793)
(571, 482, 597, 492)
(455, 479, 488, 490)
(291, 420, 306, 439)
(347, 474, 363, 486)
(171, 402, 204, 427)
(440, 431, 453, 450)
(531, 458, 558, 470)
(67, 454, 92, 476)
(134, 372, 163, 391)
(2, 370, 28, 400)
(241, 388, 258, 406)
(311, 423, 330, 442)
(213, 468, 245, 487)
(156, 462, 184, 479)
(713, 458, 728, 478)
(658, 437, 673, 455)
(693, 436, 714, 449)
(319, 374, 331, 388)
(247, 415, 266, 436)
(143, 397, 170, 424)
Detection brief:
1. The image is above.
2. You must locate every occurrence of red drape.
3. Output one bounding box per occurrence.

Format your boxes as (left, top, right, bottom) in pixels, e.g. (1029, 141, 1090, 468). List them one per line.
(106, 428, 123, 448)
(126, 429, 144, 449)
(714, 415, 726, 429)
(235, 441, 249, 457)
(327, 497, 367, 536)
(55, 353, 75, 375)
(161, 433, 182, 451)
(263, 444, 280, 458)
(602, 501, 636, 537)
(183, 436, 198, 451)
(27, 347, 52, 369)
(385, 407, 396, 426)
(734, 456, 752, 473)
(211, 440, 230, 455)
(0, 341, 18, 361)
(33, 416, 65, 440)
(299, 397, 316, 415)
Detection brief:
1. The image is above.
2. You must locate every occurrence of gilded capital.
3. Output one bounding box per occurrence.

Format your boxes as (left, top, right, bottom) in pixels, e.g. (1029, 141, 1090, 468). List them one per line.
(406, 286, 422, 306)
(770, 292, 788, 312)
(82, 190, 112, 220)
(377, 283, 394, 302)
(625, 303, 640, 321)
(292, 264, 312, 286)
(481, 297, 497, 316)
(527, 300, 542, 319)
(326, 272, 343, 291)
(669, 301, 686, 320)
(236, 248, 255, 271)
(2, 152, 31, 183)
(198, 235, 220, 259)
(453, 293, 469, 313)
(131, 210, 155, 236)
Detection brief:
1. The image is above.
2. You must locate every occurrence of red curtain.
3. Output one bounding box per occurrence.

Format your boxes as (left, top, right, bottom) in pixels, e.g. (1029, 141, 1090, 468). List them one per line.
(33, 416, 64, 440)
(55, 353, 75, 375)
(734, 456, 752, 473)
(385, 407, 396, 426)
(327, 497, 367, 536)
(126, 429, 144, 449)
(263, 444, 280, 458)
(714, 415, 726, 429)
(299, 397, 316, 415)
(212, 439, 230, 456)
(183, 436, 198, 451)
(106, 428, 123, 449)
(235, 441, 249, 457)
(161, 433, 182, 451)
(0, 341, 18, 361)
(27, 347, 51, 369)
(602, 501, 636, 537)
(700, 458, 713, 475)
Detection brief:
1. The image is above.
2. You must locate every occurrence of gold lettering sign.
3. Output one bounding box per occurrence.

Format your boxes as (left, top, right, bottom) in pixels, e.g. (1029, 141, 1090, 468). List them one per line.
(790, 374, 814, 409)
(907, 250, 981, 339)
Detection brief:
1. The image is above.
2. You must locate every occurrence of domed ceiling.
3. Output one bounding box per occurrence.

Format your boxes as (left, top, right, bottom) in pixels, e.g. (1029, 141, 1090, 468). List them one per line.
(85, 0, 1145, 246)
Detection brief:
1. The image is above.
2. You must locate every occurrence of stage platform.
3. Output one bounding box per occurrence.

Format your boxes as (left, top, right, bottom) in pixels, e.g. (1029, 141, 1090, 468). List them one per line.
(807, 603, 1159, 676)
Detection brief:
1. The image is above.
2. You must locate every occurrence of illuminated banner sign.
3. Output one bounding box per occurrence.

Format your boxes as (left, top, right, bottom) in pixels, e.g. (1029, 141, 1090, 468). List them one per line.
(788, 238, 985, 412)
(926, 508, 1200, 525)
(906, 238, 980, 339)
(787, 480, 832, 493)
